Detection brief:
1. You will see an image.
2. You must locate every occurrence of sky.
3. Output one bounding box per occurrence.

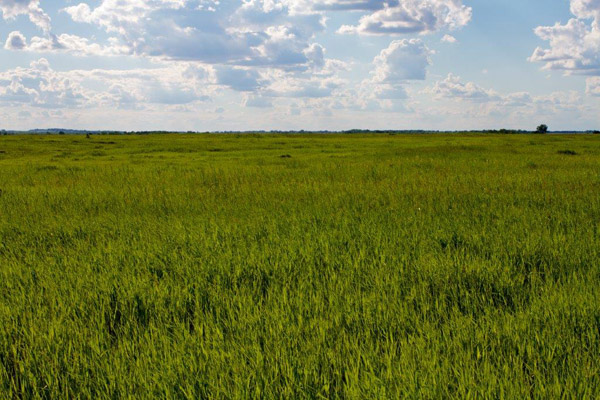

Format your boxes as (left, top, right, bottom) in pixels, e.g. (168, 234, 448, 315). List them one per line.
(0, 0, 599, 131)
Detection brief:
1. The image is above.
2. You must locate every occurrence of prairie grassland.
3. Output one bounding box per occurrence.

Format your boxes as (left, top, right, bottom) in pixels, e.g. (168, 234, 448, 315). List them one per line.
(1, 133, 600, 398)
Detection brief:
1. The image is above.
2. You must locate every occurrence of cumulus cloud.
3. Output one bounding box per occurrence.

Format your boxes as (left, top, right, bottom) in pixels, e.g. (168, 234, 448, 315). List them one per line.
(75, 64, 217, 107)
(529, 0, 600, 75)
(0, 58, 87, 108)
(0, 59, 216, 109)
(425, 73, 499, 101)
(266, 73, 344, 98)
(4, 31, 27, 50)
(304, 43, 326, 69)
(371, 84, 408, 99)
(335, 39, 433, 113)
(0, 0, 51, 31)
(338, 0, 471, 35)
(413, 73, 597, 130)
(569, 0, 600, 20)
(441, 34, 457, 43)
(372, 39, 432, 82)
(587, 77, 600, 95)
(425, 74, 587, 118)
(3, 31, 131, 56)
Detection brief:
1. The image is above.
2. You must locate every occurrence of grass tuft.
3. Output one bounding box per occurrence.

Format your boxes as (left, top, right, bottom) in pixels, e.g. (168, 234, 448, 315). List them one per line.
(557, 149, 578, 155)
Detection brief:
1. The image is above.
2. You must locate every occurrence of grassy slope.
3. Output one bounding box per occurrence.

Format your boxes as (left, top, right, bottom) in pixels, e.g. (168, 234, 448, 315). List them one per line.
(1, 133, 599, 398)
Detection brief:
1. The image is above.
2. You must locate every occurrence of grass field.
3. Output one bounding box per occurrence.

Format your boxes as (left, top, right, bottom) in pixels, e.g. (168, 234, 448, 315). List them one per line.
(1, 133, 600, 398)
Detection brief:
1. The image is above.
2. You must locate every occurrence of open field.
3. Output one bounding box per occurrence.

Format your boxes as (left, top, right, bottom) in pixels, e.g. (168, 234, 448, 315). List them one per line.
(1, 133, 600, 398)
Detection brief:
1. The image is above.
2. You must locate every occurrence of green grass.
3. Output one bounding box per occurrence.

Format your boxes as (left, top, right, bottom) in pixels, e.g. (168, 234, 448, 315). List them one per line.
(1, 133, 600, 398)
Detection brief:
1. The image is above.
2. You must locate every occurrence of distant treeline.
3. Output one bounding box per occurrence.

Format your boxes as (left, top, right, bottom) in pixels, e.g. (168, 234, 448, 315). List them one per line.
(2, 128, 600, 135)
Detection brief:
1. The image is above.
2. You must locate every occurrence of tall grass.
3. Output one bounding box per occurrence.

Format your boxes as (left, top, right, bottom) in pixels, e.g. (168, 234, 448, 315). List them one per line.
(1, 133, 600, 398)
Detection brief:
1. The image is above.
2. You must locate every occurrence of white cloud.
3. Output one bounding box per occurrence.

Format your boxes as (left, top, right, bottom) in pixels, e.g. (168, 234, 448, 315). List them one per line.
(370, 84, 408, 100)
(587, 77, 600, 95)
(304, 43, 326, 69)
(4, 30, 27, 50)
(372, 39, 432, 82)
(0, 0, 51, 31)
(425, 73, 499, 101)
(0, 58, 87, 108)
(338, 0, 471, 35)
(424, 74, 589, 122)
(3, 31, 131, 56)
(327, 39, 432, 113)
(0, 58, 216, 109)
(569, 0, 600, 20)
(441, 34, 457, 43)
(266, 74, 344, 98)
(529, 0, 600, 75)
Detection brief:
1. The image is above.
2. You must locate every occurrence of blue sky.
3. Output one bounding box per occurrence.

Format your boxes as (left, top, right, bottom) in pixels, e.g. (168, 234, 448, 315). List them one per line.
(0, 0, 598, 131)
